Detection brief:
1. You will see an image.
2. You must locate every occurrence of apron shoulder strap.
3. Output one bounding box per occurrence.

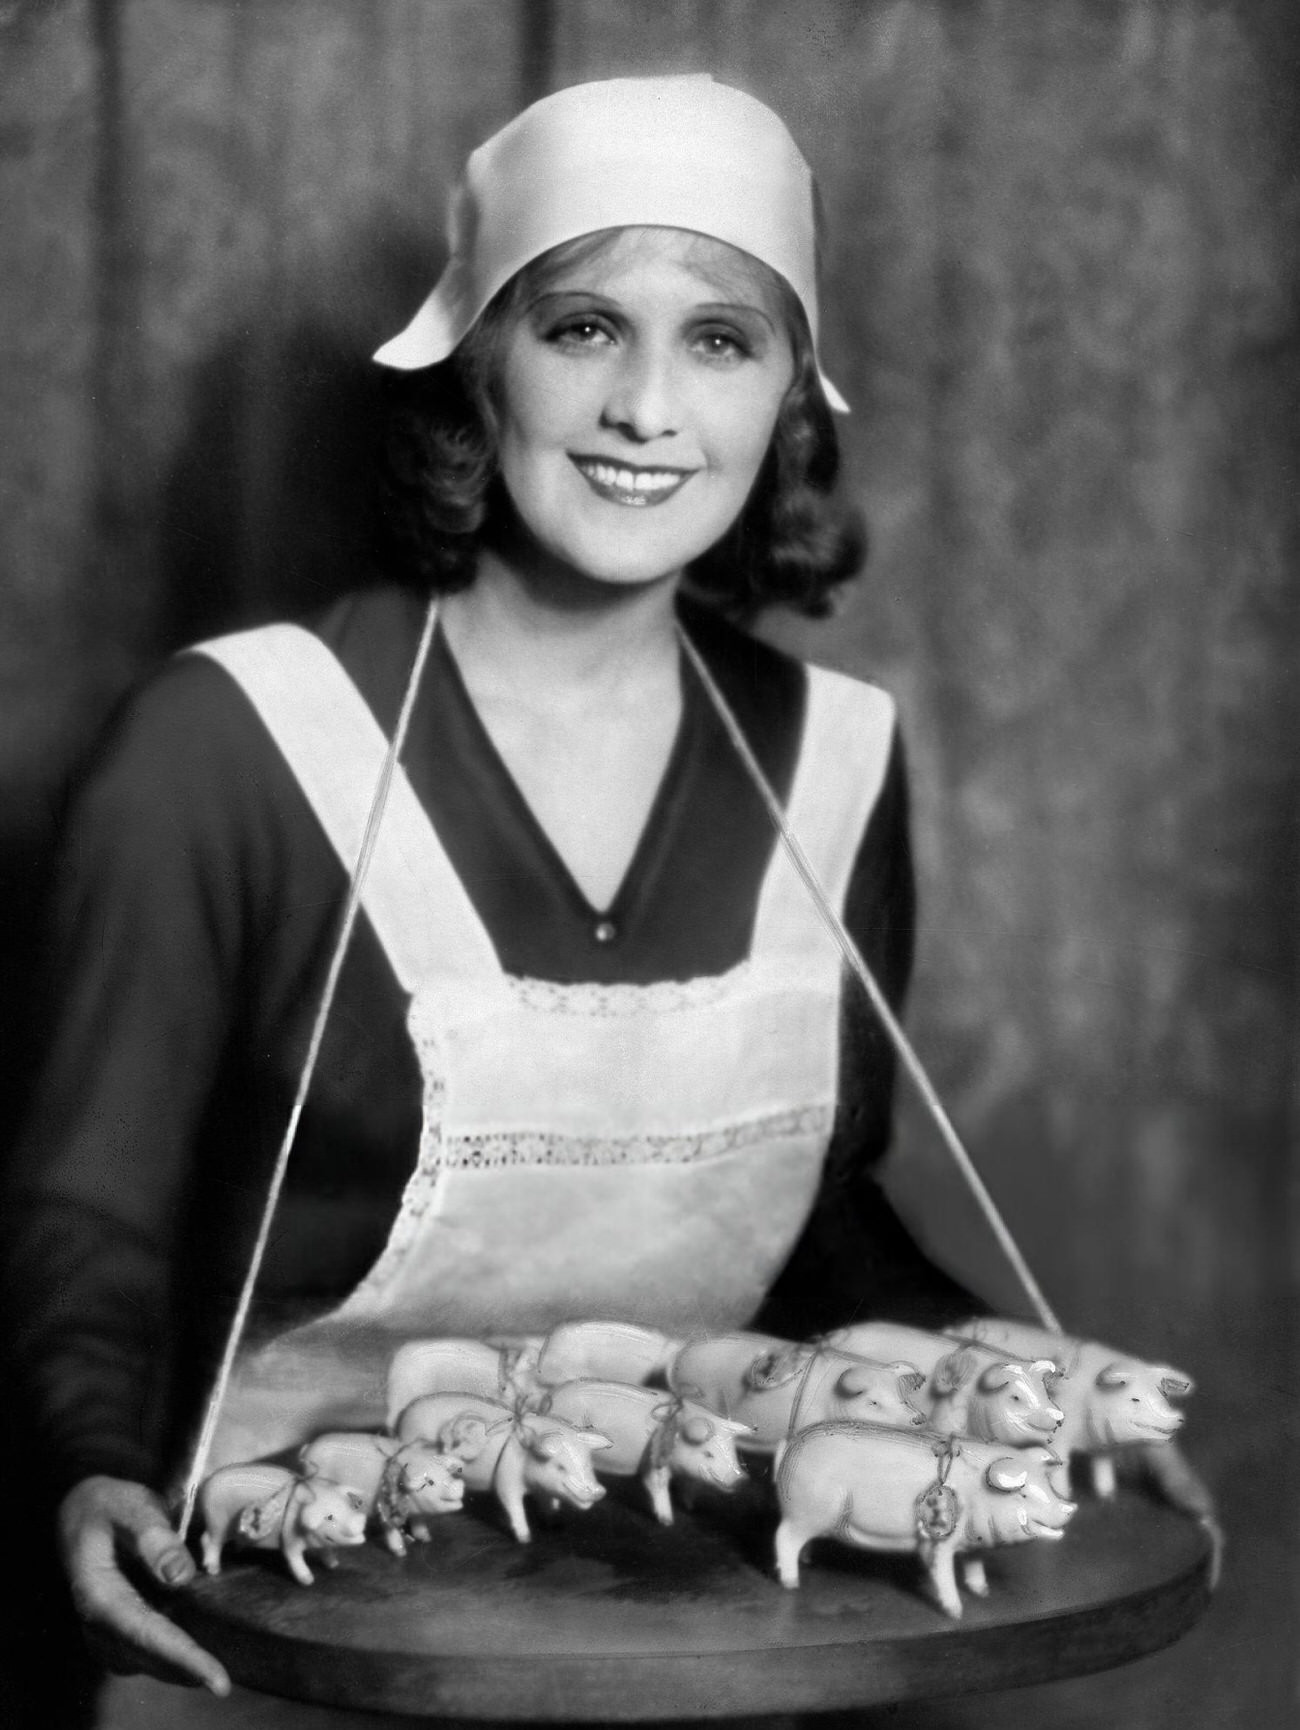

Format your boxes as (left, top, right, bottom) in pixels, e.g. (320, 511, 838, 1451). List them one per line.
(191, 622, 499, 990)
(752, 664, 897, 952)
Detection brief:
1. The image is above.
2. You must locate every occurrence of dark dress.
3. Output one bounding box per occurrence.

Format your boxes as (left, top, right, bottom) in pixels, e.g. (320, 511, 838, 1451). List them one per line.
(2, 584, 980, 1724)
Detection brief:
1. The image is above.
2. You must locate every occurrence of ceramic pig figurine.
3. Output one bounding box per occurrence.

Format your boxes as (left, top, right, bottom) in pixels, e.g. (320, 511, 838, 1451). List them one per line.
(298, 1431, 466, 1555)
(386, 1337, 540, 1428)
(950, 1316, 1194, 1496)
(773, 1422, 1077, 1616)
(532, 1320, 682, 1388)
(197, 1462, 368, 1585)
(396, 1392, 611, 1543)
(668, 1331, 925, 1453)
(536, 1380, 750, 1524)
(823, 1322, 1064, 1449)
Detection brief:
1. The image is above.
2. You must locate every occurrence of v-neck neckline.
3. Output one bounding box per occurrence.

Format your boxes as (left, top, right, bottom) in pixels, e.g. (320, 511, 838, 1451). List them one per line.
(432, 620, 701, 924)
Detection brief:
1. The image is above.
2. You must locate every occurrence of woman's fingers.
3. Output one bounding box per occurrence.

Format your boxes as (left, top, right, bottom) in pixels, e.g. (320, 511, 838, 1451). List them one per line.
(134, 1516, 197, 1588)
(60, 1477, 231, 1695)
(1127, 1441, 1225, 1590)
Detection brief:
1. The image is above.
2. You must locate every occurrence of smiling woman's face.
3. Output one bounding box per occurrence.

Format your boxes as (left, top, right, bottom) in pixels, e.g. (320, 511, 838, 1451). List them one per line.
(489, 227, 797, 590)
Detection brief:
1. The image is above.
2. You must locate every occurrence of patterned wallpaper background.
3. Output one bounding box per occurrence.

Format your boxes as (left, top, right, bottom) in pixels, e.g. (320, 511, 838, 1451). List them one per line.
(1, 3, 1296, 1724)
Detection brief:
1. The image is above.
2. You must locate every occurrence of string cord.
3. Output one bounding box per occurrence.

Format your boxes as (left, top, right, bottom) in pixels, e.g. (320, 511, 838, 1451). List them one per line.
(176, 596, 441, 1540)
(679, 630, 1060, 1334)
(175, 602, 1056, 1537)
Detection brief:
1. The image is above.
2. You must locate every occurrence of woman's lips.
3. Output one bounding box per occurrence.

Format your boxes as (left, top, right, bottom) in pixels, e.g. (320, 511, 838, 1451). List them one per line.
(569, 455, 696, 507)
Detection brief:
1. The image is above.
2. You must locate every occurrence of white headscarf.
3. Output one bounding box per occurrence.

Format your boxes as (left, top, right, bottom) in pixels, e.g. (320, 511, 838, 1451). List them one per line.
(373, 74, 848, 413)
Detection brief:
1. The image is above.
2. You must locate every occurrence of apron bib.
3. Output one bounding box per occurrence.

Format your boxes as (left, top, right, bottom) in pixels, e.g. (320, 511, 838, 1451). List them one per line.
(190, 623, 895, 1468)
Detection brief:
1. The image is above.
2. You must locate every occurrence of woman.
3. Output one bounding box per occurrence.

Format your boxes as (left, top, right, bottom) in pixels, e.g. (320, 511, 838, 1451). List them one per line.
(2, 76, 1203, 1725)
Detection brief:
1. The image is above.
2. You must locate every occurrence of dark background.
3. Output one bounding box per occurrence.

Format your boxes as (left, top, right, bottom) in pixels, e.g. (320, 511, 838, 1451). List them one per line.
(1, 1, 1296, 1724)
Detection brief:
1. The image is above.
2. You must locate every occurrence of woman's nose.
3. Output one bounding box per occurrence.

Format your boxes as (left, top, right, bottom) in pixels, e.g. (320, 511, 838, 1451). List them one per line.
(599, 345, 680, 442)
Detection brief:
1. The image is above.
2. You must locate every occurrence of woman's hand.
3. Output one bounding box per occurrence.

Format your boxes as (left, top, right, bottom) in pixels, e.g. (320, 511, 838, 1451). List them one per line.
(1123, 1440, 1224, 1588)
(58, 1476, 230, 1695)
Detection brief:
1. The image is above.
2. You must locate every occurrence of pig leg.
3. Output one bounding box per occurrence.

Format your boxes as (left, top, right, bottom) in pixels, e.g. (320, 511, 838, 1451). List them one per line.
(383, 1521, 408, 1557)
(1088, 1452, 1117, 1498)
(199, 1519, 231, 1577)
(642, 1464, 674, 1526)
(960, 1554, 989, 1597)
(493, 1450, 533, 1544)
(921, 1540, 963, 1619)
(281, 1535, 316, 1586)
(773, 1518, 811, 1589)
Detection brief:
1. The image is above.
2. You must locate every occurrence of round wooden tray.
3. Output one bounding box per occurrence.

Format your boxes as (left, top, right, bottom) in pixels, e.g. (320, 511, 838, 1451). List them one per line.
(173, 1482, 1214, 1721)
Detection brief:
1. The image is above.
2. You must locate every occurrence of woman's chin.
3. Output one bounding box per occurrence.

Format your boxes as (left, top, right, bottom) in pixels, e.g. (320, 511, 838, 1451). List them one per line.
(484, 539, 691, 603)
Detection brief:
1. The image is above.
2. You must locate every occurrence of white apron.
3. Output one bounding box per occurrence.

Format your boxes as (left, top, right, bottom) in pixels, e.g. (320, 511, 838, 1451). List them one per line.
(190, 624, 895, 1469)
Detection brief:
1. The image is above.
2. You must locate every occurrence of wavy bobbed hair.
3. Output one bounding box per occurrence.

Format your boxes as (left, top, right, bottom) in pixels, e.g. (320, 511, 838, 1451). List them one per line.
(379, 230, 865, 617)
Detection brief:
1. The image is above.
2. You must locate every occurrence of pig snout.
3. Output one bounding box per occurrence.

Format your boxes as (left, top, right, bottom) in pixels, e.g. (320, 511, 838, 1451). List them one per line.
(301, 1492, 367, 1547)
(1019, 1477, 1077, 1538)
(974, 1362, 1063, 1442)
(405, 1463, 466, 1514)
(1094, 1363, 1192, 1443)
(702, 1448, 747, 1489)
(1026, 1401, 1065, 1436)
(526, 1430, 609, 1508)
(682, 1441, 746, 1489)
(984, 1455, 1076, 1543)
(674, 1414, 746, 1489)
(547, 1462, 604, 1508)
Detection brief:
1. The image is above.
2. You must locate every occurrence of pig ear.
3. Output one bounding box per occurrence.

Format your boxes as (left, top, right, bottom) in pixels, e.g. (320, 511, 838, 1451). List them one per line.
(1159, 1370, 1195, 1400)
(722, 1417, 754, 1436)
(834, 1362, 877, 1398)
(986, 1459, 1030, 1493)
(680, 1414, 714, 1445)
(745, 1346, 806, 1390)
(933, 1348, 974, 1396)
(1095, 1362, 1131, 1391)
(977, 1361, 1019, 1393)
(441, 1415, 488, 1459)
(528, 1428, 564, 1460)
(1034, 1359, 1064, 1396)
(238, 1501, 274, 1540)
(582, 1429, 615, 1452)
(896, 1367, 927, 1396)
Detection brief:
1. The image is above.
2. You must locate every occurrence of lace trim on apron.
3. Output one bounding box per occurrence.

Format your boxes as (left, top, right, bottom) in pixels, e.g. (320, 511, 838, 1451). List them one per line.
(437, 1107, 834, 1172)
(502, 971, 745, 1015)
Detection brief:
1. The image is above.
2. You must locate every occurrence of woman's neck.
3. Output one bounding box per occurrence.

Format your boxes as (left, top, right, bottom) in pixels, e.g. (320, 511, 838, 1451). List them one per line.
(438, 548, 682, 715)
(436, 549, 687, 911)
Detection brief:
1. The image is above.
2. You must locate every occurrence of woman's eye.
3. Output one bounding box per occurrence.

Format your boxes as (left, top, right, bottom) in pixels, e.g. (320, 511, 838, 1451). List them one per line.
(691, 329, 752, 365)
(548, 317, 615, 350)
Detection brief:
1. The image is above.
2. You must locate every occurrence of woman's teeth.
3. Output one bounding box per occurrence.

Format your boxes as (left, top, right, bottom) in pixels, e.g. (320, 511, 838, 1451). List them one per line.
(574, 459, 690, 505)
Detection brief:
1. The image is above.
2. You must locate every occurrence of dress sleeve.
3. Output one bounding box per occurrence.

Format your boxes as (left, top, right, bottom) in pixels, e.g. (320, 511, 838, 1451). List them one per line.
(0, 660, 275, 1498)
(754, 723, 990, 1338)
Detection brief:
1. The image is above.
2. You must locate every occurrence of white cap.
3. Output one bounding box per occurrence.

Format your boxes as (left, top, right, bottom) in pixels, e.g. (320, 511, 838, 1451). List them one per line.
(373, 75, 848, 413)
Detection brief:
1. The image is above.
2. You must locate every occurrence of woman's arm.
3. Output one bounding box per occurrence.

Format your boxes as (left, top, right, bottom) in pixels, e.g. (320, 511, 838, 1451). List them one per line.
(755, 716, 1220, 1545)
(0, 661, 289, 1689)
(2, 663, 258, 1496)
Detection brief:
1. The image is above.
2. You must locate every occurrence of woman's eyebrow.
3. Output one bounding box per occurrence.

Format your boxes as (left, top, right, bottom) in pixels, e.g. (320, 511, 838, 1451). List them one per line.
(526, 288, 622, 314)
(691, 299, 778, 332)
(527, 288, 777, 330)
